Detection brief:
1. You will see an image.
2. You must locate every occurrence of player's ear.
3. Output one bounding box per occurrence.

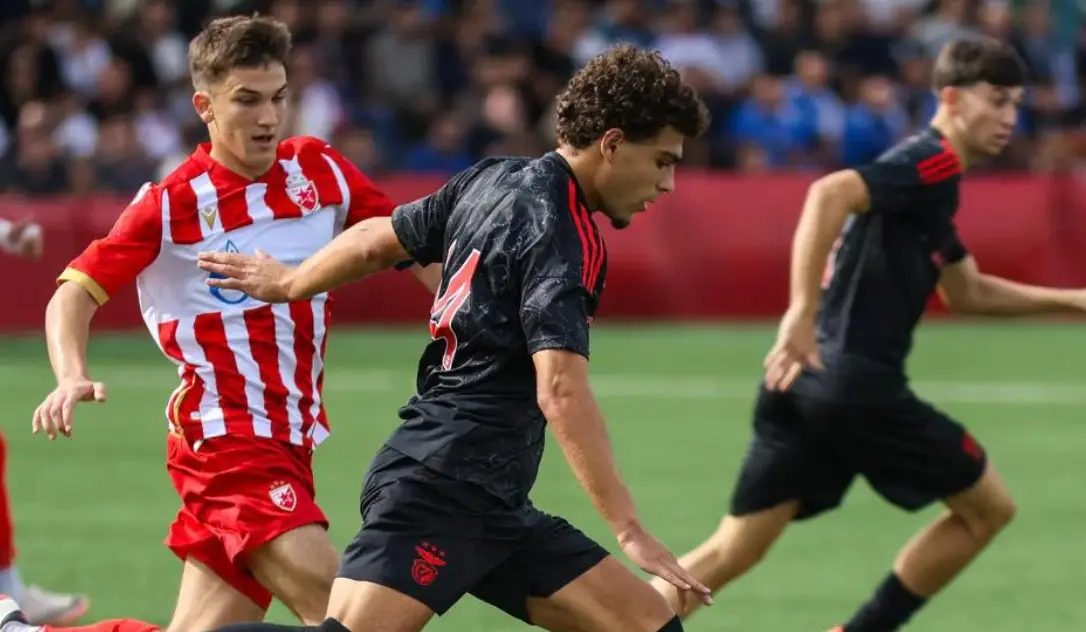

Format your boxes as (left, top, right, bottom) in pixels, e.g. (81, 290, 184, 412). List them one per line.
(193, 91, 214, 124)
(939, 86, 958, 112)
(599, 129, 624, 163)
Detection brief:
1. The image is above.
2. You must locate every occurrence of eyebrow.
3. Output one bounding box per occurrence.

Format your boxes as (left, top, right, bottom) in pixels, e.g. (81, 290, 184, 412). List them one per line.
(235, 84, 289, 96)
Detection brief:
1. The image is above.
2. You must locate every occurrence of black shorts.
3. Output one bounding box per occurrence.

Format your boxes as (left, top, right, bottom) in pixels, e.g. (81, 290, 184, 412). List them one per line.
(338, 446, 609, 622)
(730, 386, 988, 521)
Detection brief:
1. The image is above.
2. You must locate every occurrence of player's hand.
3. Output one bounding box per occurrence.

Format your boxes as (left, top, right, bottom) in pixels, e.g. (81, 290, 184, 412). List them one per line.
(764, 303, 823, 391)
(618, 527, 713, 606)
(8, 217, 43, 259)
(32, 378, 108, 440)
(197, 249, 296, 303)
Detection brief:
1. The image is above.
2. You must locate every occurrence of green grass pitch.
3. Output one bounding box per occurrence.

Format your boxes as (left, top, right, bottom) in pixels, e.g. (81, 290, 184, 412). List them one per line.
(2, 322, 1085, 630)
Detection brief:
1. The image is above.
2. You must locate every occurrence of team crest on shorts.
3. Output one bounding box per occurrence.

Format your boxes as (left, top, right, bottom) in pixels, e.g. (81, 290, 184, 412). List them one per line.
(268, 481, 297, 512)
(285, 172, 319, 214)
(411, 541, 447, 586)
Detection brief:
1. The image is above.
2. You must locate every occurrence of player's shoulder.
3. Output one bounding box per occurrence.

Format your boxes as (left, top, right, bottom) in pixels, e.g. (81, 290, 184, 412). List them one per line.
(278, 135, 333, 159)
(501, 153, 592, 256)
(874, 128, 962, 185)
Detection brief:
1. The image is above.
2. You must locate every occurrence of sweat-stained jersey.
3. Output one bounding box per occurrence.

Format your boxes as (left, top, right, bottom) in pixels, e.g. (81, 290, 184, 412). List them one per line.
(59, 136, 394, 448)
(383, 151, 607, 507)
(793, 126, 966, 402)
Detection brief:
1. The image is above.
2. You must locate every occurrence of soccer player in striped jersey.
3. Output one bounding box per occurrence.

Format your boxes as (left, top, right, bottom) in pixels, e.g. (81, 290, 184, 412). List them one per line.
(652, 37, 1086, 632)
(5, 14, 437, 632)
(196, 46, 710, 632)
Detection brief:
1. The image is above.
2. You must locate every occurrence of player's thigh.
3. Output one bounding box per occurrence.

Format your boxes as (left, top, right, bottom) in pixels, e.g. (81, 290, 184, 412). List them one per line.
(247, 523, 339, 625)
(166, 558, 266, 632)
(854, 393, 989, 512)
(471, 512, 670, 632)
(326, 578, 433, 632)
(730, 386, 856, 521)
(337, 447, 518, 618)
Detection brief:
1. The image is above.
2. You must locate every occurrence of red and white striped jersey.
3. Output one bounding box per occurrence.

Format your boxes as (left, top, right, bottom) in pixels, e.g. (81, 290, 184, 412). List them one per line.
(59, 136, 395, 448)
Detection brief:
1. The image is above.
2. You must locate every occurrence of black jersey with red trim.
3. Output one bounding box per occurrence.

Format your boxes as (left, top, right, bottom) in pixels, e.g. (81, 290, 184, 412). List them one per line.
(792, 127, 966, 402)
(385, 151, 607, 506)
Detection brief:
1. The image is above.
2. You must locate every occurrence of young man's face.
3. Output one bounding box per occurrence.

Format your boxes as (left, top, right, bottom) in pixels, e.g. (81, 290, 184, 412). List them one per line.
(194, 63, 289, 175)
(596, 126, 684, 229)
(950, 81, 1023, 157)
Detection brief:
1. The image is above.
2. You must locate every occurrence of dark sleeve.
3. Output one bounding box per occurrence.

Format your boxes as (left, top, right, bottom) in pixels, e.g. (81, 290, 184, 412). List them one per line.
(516, 194, 594, 358)
(520, 276, 593, 357)
(855, 150, 961, 217)
(853, 160, 922, 214)
(940, 223, 969, 265)
(390, 164, 481, 267)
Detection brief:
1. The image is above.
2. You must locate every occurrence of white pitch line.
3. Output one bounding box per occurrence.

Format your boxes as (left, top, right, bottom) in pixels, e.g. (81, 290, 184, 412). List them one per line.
(0, 365, 1082, 405)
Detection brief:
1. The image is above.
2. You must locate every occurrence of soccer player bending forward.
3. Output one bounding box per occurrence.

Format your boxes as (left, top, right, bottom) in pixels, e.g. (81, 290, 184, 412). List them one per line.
(193, 45, 711, 632)
(651, 36, 1086, 632)
(2, 15, 437, 632)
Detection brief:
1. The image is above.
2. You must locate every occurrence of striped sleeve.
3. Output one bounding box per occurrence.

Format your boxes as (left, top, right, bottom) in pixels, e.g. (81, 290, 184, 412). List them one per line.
(517, 176, 603, 358)
(59, 183, 162, 305)
(855, 141, 962, 215)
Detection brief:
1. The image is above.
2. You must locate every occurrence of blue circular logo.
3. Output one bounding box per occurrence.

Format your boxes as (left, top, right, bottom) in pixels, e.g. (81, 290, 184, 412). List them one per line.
(208, 241, 250, 305)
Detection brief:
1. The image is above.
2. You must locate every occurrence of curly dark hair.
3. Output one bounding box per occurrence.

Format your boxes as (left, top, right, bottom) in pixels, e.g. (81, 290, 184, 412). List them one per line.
(555, 45, 710, 149)
(189, 15, 292, 89)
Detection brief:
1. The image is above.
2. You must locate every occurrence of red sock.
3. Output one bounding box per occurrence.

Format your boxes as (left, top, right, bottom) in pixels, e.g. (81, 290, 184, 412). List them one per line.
(0, 431, 14, 568)
(42, 621, 161, 632)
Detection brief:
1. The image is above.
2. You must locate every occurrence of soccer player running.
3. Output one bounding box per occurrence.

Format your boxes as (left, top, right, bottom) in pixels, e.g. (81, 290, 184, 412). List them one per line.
(0, 219, 89, 626)
(195, 45, 711, 632)
(1, 15, 437, 632)
(651, 37, 1086, 632)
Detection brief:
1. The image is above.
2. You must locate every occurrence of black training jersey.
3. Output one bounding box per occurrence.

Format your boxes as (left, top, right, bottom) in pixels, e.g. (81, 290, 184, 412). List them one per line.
(384, 152, 607, 506)
(793, 127, 967, 401)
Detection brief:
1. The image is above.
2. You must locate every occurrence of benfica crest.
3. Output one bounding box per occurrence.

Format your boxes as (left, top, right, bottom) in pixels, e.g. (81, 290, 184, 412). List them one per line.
(285, 172, 319, 213)
(268, 481, 297, 512)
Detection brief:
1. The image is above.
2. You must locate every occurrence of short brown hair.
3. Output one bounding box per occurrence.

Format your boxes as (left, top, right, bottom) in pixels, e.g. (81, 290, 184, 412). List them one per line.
(932, 36, 1026, 90)
(555, 45, 710, 149)
(188, 15, 292, 89)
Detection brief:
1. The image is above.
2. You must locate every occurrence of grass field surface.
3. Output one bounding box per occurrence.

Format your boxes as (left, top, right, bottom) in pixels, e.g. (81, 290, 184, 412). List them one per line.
(2, 322, 1084, 630)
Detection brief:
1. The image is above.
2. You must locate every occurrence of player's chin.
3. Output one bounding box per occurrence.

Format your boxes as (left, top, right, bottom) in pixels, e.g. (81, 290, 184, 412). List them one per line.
(609, 215, 632, 230)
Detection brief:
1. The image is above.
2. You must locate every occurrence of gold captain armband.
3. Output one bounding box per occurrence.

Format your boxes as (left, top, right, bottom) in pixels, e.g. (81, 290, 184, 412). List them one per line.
(57, 268, 110, 306)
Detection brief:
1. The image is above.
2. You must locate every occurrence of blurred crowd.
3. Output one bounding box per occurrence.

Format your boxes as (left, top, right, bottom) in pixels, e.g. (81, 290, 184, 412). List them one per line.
(0, 0, 1082, 196)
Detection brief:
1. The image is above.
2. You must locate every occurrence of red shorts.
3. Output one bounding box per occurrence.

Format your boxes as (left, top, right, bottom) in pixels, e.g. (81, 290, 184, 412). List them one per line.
(164, 433, 328, 609)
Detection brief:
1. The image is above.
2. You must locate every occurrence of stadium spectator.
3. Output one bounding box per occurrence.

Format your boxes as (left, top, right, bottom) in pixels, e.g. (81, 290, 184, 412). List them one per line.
(0, 0, 1083, 191)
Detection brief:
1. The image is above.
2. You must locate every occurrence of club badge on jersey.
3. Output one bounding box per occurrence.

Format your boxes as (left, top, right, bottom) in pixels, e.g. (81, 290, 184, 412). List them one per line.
(283, 161, 320, 214)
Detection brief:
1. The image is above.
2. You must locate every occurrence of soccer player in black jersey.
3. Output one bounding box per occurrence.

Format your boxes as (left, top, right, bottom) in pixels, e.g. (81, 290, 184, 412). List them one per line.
(197, 45, 711, 632)
(651, 36, 1086, 632)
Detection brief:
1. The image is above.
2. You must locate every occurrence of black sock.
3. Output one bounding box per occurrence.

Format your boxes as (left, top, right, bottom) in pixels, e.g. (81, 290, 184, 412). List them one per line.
(844, 573, 928, 632)
(213, 619, 350, 632)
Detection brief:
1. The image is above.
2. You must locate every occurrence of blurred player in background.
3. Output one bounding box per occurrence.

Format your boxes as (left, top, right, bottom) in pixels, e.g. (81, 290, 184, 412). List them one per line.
(0, 219, 88, 626)
(1, 14, 437, 632)
(196, 45, 710, 632)
(651, 36, 1086, 632)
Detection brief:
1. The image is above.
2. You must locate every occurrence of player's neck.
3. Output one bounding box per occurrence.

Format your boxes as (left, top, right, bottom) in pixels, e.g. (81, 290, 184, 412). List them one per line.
(555, 146, 601, 209)
(207, 143, 273, 181)
(929, 115, 971, 171)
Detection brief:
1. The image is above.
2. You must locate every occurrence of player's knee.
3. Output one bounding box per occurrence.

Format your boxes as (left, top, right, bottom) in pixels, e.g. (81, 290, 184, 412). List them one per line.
(954, 491, 1016, 541)
(656, 615, 684, 631)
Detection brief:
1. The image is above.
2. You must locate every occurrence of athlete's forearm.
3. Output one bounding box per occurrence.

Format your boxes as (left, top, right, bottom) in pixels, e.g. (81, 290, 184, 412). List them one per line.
(45, 283, 98, 382)
(790, 177, 855, 313)
(966, 274, 1084, 316)
(283, 217, 407, 300)
(540, 386, 642, 538)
